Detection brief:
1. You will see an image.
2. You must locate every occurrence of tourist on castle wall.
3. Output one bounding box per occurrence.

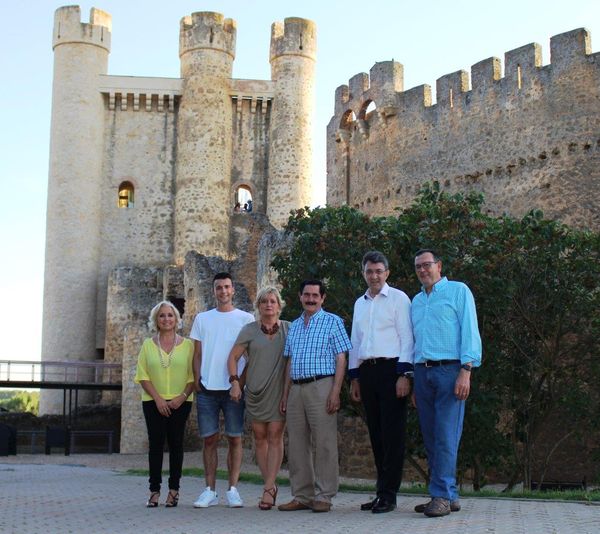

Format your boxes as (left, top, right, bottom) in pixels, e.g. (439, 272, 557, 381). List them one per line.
(411, 249, 482, 517)
(349, 251, 414, 514)
(278, 280, 352, 513)
(227, 286, 290, 510)
(190, 273, 254, 509)
(134, 300, 195, 508)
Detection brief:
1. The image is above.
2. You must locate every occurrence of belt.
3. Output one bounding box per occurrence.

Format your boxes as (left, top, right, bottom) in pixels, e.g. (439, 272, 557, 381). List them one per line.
(292, 374, 333, 385)
(417, 359, 460, 367)
(361, 357, 398, 366)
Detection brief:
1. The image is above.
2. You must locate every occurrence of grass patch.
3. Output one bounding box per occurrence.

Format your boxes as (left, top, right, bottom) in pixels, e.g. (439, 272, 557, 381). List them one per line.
(125, 467, 290, 487)
(124, 468, 600, 502)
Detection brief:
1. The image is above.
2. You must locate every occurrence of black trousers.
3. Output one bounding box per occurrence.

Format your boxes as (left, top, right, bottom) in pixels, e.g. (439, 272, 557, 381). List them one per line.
(142, 400, 192, 492)
(359, 359, 408, 503)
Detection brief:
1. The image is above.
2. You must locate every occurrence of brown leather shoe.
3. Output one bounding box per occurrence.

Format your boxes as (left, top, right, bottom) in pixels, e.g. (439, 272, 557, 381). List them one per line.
(423, 497, 451, 517)
(278, 499, 312, 511)
(311, 500, 331, 513)
(414, 499, 460, 513)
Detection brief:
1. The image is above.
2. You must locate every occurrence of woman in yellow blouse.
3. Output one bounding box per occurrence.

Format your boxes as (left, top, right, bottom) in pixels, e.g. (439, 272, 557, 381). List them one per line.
(135, 300, 194, 508)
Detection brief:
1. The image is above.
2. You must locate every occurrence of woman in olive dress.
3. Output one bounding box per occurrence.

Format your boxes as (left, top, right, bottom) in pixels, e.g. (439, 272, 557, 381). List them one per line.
(228, 287, 289, 510)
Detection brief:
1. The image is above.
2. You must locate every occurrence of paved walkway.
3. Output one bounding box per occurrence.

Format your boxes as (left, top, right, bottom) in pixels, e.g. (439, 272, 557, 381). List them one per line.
(1, 454, 598, 533)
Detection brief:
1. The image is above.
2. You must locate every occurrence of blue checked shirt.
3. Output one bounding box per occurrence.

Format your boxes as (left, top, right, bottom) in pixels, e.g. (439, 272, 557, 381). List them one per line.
(411, 277, 482, 366)
(284, 309, 352, 380)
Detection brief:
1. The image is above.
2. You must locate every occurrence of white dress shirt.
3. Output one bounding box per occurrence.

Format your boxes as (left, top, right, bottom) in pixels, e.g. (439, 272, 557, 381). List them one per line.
(349, 283, 414, 371)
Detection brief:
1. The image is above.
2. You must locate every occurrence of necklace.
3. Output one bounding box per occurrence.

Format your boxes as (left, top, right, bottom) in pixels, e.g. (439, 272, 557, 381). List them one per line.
(157, 333, 178, 368)
(260, 322, 279, 336)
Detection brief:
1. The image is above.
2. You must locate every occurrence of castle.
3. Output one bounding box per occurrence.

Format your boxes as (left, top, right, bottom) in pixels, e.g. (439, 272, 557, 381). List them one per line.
(41, 5, 316, 426)
(42, 6, 599, 453)
(326, 29, 599, 230)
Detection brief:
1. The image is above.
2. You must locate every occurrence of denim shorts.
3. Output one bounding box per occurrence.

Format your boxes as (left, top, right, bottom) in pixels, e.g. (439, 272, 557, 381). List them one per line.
(196, 388, 245, 438)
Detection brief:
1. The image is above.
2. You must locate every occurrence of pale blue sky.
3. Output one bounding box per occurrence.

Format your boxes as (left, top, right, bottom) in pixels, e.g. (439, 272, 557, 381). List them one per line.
(0, 0, 597, 362)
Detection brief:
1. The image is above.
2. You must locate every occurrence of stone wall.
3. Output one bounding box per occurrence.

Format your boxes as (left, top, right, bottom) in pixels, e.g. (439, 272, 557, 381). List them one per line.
(327, 29, 600, 231)
(96, 103, 177, 346)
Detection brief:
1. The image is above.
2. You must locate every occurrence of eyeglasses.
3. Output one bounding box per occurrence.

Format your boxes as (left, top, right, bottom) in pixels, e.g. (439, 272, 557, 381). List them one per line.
(415, 261, 439, 271)
(364, 269, 387, 276)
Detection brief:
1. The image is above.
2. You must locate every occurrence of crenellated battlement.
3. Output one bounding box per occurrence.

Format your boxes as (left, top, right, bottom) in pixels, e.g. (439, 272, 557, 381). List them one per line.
(53, 5, 111, 52)
(332, 28, 596, 129)
(327, 26, 600, 234)
(179, 11, 236, 59)
(270, 17, 317, 62)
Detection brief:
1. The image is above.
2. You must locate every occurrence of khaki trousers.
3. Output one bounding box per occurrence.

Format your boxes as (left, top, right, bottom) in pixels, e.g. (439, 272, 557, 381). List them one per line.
(286, 376, 339, 504)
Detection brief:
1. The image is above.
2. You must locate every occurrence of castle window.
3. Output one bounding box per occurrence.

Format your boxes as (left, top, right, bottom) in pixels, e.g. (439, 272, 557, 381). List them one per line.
(340, 110, 356, 130)
(235, 184, 253, 212)
(359, 100, 377, 121)
(118, 181, 134, 208)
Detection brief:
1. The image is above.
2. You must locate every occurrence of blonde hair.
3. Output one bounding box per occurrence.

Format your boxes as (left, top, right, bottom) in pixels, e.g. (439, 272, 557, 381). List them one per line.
(253, 286, 285, 320)
(147, 300, 182, 331)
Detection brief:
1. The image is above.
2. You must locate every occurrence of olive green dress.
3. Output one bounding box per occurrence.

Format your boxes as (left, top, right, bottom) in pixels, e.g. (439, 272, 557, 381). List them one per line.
(234, 320, 290, 422)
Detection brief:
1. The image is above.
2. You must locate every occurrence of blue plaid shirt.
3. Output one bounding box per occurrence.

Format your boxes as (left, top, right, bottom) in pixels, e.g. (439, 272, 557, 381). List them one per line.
(284, 309, 352, 380)
(411, 277, 482, 366)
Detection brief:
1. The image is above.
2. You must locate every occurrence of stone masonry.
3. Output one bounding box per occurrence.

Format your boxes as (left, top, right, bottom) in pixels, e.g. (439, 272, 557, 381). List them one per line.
(41, 6, 316, 417)
(327, 29, 600, 230)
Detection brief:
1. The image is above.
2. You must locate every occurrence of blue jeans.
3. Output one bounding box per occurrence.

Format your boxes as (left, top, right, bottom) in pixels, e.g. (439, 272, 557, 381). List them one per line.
(414, 362, 465, 501)
(196, 389, 245, 438)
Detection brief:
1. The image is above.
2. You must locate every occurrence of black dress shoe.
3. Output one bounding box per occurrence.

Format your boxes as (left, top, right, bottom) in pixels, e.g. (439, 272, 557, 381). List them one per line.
(372, 499, 396, 514)
(360, 497, 379, 511)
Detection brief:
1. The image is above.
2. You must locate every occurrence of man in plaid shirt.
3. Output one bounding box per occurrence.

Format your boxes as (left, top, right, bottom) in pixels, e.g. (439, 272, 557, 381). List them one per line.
(278, 279, 352, 513)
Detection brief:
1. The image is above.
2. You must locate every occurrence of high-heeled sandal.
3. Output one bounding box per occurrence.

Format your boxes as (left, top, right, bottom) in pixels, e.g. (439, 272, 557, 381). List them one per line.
(146, 491, 160, 508)
(165, 490, 179, 508)
(258, 485, 278, 510)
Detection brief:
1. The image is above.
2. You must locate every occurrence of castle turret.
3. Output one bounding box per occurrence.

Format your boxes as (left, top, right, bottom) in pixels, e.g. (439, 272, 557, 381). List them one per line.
(174, 12, 236, 264)
(268, 18, 317, 227)
(40, 6, 111, 414)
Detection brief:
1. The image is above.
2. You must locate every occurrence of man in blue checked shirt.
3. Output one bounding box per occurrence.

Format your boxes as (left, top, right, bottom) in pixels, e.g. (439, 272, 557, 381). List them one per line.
(278, 280, 352, 513)
(411, 249, 482, 518)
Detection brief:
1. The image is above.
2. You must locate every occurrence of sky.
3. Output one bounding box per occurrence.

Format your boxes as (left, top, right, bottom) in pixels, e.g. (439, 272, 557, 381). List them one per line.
(0, 0, 598, 365)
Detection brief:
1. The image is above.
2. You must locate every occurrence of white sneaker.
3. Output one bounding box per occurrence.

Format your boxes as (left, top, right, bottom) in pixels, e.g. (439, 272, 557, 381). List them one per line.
(226, 486, 244, 508)
(193, 487, 218, 508)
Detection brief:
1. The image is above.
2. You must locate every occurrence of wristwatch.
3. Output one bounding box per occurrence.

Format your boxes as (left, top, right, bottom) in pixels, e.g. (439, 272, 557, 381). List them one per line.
(229, 375, 240, 384)
(461, 364, 472, 372)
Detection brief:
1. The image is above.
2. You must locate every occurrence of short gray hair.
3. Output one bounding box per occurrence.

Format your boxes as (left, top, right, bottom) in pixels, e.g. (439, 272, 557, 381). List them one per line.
(147, 300, 182, 331)
(254, 286, 285, 320)
(362, 250, 389, 270)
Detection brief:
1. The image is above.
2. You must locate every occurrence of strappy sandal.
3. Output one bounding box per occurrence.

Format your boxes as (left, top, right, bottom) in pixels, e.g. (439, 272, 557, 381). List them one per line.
(165, 490, 179, 508)
(146, 491, 160, 508)
(259, 485, 278, 510)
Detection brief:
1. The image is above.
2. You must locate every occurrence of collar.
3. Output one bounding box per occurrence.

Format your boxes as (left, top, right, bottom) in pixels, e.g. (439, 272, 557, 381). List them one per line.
(301, 308, 324, 323)
(364, 282, 390, 300)
(421, 276, 448, 294)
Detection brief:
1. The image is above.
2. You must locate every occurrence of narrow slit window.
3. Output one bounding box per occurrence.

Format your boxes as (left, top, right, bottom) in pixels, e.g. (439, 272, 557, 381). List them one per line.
(118, 181, 134, 208)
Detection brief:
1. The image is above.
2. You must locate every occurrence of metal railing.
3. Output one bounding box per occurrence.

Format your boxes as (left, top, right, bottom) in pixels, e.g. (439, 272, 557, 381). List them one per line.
(0, 360, 122, 386)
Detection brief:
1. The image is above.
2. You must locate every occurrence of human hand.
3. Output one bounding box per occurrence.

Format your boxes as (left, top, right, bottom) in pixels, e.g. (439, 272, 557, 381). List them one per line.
(230, 382, 242, 402)
(454, 369, 471, 400)
(167, 394, 186, 410)
(395, 376, 411, 398)
(350, 379, 361, 402)
(155, 396, 171, 417)
(326, 390, 340, 414)
(279, 396, 288, 415)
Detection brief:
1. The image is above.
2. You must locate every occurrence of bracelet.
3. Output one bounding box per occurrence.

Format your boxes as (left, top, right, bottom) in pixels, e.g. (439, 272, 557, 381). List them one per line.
(181, 391, 189, 398)
(229, 375, 240, 384)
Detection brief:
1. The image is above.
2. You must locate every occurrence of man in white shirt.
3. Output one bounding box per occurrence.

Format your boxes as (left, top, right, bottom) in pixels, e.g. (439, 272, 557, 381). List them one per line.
(190, 272, 254, 508)
(349, 251, 414, 514)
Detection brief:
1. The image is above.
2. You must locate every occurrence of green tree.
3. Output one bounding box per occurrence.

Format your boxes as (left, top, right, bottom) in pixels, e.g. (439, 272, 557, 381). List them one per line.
(0, 390, 39, 414)
(272, 183, 600, 489)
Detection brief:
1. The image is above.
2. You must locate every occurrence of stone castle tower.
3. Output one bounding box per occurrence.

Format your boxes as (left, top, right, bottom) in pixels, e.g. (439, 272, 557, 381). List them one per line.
(41, 6, 316, 414)
(327, 29, 599, 230)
